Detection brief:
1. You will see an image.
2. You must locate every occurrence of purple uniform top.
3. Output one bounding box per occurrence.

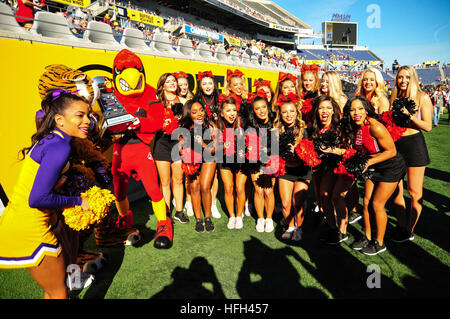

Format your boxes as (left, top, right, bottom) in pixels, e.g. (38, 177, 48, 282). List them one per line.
(28, 128, 82, 209)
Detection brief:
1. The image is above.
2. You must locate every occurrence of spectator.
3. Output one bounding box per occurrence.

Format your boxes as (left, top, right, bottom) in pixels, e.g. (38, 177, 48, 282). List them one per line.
(123, 16, 132, 29)
(103, 13, 112, 26)
(15, 0, 43, 31)
(85, 9, 93, 22)
(113, 21, 123, 42)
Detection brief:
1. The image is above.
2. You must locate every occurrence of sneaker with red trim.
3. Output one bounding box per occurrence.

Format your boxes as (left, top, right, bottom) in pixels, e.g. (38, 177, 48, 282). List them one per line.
(154, 218, 173, 249)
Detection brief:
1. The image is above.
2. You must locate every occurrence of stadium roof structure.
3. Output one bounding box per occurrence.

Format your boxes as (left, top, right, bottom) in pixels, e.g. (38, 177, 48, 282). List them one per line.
(152, 0, 312, 49)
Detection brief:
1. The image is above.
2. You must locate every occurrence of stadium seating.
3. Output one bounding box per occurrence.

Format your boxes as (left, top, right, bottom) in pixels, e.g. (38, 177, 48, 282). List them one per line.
(176, 38, 195, 56)
(230, 50, 241, 64)
(30, 11, 80, 42)
(0, 2, 29, 35)
(150, 32, 180, 56)
(195, 42, 215, 60)
(215, 46, 229, 62)
(120, 28, 151, 51)
(416, 68, 442, 85)
(83, 21, 123, 49)
(242, 53, 251, 65)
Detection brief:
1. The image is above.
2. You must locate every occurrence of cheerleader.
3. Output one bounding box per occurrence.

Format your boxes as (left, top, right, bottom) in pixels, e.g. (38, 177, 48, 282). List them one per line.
(272, 72, 298, 112)
(309, 96, 343, 232)
(194, 71, 221, 218)
(319, 71, 360, 223)
(223, 68, 252, 217)
(354, 68, 390, 114)
(174, 71, 194, 100)
(319, 71, 348, 113)
(0, 91, 92, 298)
(389, 66, 433, 243)
(273, 93, 312, 241)
(299, 64, 320, 100)
(217, 95, 247, 229)
(245, 93, 277, 232)
(153, 73, 188, 224)
(337, 96, 405, 255)
(253, 78, 274, 105)
(178, 100, 218, 233)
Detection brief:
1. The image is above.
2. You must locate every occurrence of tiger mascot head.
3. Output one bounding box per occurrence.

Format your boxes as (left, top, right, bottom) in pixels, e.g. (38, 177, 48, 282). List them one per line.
(38, 64, 100, 105)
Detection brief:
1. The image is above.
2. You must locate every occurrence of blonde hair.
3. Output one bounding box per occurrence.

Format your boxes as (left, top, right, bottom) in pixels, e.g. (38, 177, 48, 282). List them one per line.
(298, 70, 320, 97)
(355, 68, 387, 111)
(390, 65, 424, 105)
(273, 101, 306, 144)
(222, 75, 248, 99)
(319, 71, 347, 110)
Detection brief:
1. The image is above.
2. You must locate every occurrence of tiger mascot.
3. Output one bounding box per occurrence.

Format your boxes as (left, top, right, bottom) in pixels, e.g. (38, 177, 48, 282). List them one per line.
(36, 64, 141, 289)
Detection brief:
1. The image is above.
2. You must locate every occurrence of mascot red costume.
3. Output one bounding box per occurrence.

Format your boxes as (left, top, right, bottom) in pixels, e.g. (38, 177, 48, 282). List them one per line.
(111, 49, 173, 249)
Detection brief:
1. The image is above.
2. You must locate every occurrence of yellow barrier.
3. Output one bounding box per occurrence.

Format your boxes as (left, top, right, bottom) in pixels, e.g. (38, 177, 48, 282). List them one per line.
(0, 37, 281, 198)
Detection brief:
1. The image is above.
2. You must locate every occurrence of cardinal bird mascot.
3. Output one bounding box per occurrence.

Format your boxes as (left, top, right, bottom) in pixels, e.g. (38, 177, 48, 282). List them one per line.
(111, 49, 173, 249)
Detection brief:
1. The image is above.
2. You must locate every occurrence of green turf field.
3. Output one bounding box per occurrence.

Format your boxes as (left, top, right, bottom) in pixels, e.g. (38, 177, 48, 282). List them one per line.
(1, 112, 449, 300)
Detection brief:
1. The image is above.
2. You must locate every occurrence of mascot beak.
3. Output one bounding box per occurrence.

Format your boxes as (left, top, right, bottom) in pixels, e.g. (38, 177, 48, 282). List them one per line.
(115, 67, 145, 96)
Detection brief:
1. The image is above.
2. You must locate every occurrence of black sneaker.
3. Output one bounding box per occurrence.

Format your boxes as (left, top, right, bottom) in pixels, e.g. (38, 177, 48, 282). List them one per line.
(348, 211, 362, 224)
(325, 229, 349, 245)
(204, 218, 215, 233)
(391, 226, 414, 243)
(174, 211, 190, 224)
(350, 236, 370, 250)
(195, 219, 204, 233)
(361, 239, 386, 256)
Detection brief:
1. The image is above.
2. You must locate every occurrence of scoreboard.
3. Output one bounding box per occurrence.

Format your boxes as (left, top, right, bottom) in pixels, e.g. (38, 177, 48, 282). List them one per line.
(322, 21, 358, 46)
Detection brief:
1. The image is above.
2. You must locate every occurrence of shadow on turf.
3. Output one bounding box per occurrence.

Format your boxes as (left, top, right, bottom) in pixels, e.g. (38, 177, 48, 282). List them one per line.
(425, 167, 450, 183)
(150, 256, 226, 299)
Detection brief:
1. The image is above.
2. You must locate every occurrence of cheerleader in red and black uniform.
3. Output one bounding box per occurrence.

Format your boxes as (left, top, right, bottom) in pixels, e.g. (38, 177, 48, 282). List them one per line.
(273, 93, 317, 241)
(243, 92, 277, 233)
(217, 95, 247, 229)
(309, 95, 343, 233)
(338, 96, 406, 255)
(178, 100, 218, 233)
(253, 78, 274, 105)
(298, 64, 320, 125)
(194, 71, 221, 218)
(174, 71, 194, 101)
(272, 72, 298, 113)
(153, 73, 188, 224)
(223, 69, 253, 217)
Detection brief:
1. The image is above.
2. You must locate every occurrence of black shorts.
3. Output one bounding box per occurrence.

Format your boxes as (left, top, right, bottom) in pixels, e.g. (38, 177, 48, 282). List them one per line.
(395, 132, 430, 167)
(370, 152, 406, 183)
(153, 132, 180, 162)
(279, 164, 312, 182)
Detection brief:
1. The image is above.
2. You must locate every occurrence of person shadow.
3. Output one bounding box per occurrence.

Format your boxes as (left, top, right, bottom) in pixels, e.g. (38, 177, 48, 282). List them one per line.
(425, 167, 450, 184)
(236, 236, 327, 299)
(150, 256, 226, 299)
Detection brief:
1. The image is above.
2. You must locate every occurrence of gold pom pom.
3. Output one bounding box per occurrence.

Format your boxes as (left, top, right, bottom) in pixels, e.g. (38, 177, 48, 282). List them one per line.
(63, 186, 115, 231)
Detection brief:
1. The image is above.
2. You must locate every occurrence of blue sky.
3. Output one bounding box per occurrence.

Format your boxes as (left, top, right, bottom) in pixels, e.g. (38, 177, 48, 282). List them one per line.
(274, 0, 450, 69)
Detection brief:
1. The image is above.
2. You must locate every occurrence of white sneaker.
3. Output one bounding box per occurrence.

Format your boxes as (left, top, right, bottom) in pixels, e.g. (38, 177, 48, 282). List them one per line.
(185, 201, 194, 217)
(211, 203, 221, 219)
(245, 202, 251, 217)
(235, 216, 243, 229)
(227, 217, 236, 229)
(314, 204, 320, 213)
(256, 218, 265, 232)
(264, 219, 274, 232)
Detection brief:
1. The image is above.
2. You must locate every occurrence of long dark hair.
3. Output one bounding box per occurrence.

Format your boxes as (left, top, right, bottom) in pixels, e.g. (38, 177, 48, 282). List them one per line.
(247, 96, 275, 129)
(310, 95, 342, 141)
(19, 91, 87, 160)
(193, 75, 219, 106)
(179, 99, 213, 130)
(340, 95, 378, 148)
